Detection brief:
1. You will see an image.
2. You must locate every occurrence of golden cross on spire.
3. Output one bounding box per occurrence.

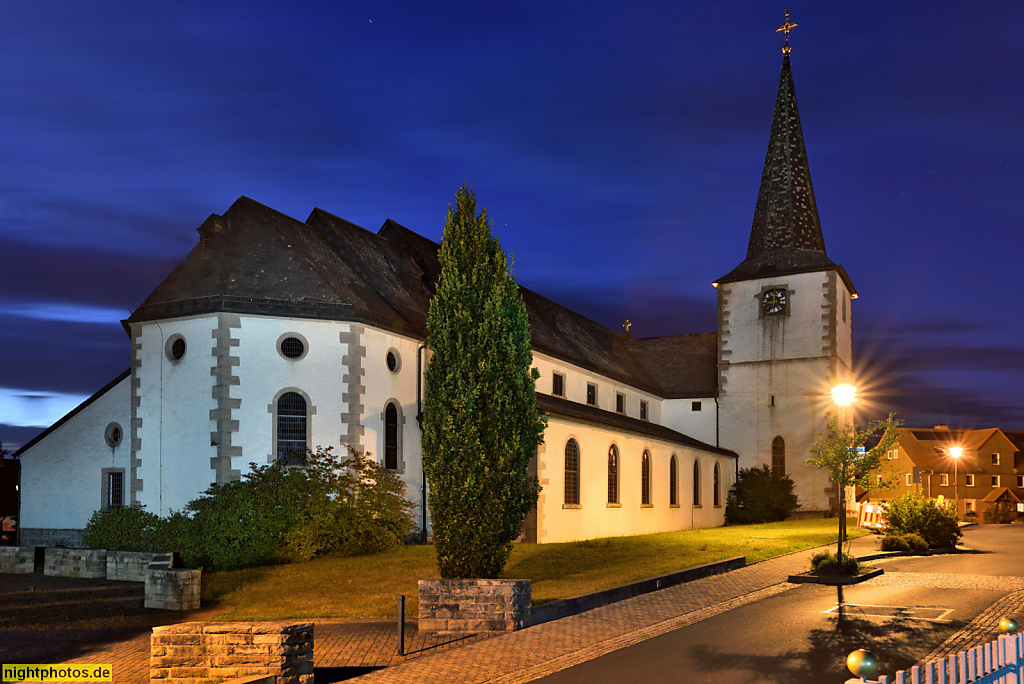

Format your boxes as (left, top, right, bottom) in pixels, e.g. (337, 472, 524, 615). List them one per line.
(776, 8, 798, 54)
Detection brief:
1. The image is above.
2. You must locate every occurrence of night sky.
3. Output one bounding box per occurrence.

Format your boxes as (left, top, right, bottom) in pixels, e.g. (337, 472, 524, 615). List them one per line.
(2, 1, 1023, 450)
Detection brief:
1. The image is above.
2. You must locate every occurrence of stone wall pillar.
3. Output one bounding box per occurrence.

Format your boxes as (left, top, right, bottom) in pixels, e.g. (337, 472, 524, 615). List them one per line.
(418, 579, 531, 632)
(0, 546, 34, 574)
(43, 548, 107, 578)
(145, 567, 201, 611)
(150, 622, 313, 684)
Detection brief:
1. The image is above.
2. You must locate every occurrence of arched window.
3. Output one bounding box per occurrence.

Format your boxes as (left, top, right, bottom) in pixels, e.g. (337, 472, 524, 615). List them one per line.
(669, 455, 678, 506)
(772, 436, 786, 477)
(641, 450, 651, 505)
(384, 402, 399, 470)
(713, 463, 721, 507)
(608, 445, 619, 504)
(277, 391, 307, 465)
(693, 460, 702, 506)
(565, 439, 580, 505)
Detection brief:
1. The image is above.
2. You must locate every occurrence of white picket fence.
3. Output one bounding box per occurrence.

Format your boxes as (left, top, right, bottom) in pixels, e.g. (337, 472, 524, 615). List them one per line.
(862, 632, 1023, 684)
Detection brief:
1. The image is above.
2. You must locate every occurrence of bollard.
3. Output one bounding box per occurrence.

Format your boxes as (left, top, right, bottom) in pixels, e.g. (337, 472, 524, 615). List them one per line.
(397, 594, 406, 656)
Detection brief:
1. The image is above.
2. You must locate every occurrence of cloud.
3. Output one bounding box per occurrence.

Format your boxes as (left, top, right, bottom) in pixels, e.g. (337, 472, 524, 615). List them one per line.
(0, 387, 89, 428)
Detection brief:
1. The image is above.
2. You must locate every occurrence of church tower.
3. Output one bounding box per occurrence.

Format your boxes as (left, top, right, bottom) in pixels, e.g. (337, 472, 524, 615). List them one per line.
(715, 15, 856, 514)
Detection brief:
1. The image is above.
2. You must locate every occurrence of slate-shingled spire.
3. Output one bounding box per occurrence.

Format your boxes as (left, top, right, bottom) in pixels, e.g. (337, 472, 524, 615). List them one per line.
(717, 41, 845, 285)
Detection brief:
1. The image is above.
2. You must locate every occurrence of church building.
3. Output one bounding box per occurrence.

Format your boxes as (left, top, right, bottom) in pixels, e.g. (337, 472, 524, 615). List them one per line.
(16, 38, 854, 548)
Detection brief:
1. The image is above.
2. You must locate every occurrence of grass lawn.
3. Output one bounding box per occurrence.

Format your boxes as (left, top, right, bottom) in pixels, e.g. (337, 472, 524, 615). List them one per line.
(202, 518, 867, 621)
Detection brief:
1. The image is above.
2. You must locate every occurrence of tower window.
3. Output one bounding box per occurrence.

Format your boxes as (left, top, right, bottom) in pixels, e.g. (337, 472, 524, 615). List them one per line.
(552, 373, 565, 397)
(586, 383, 597, 406)
(276, 391, 308, 465)
(772, 436, 786, 477)
(640, 401, 648, 420)
(616, 393, 625, 414)
(691, 401, 702, 412)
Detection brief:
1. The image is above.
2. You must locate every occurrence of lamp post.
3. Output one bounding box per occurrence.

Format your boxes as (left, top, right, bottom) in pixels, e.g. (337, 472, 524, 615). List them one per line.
(949, 446, 963, 518)
(831, 384, 857, 557)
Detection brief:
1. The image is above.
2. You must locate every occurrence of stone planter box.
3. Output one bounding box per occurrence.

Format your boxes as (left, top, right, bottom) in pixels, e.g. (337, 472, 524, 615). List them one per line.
(44, 548, 107, 579)
(145, 567, 201, 611)
(0, 546, 35, 574)
(150, 621, 313, 684)
(419, 578, 531, 632)
(788, 567, 883, 586)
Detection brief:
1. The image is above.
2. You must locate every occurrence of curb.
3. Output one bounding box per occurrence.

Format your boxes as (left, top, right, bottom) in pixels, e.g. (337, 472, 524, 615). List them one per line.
(528, 556, 745, 627)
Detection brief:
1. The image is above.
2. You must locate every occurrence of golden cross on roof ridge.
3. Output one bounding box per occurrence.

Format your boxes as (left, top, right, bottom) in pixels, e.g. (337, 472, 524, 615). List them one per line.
(776, 8, 798, 54)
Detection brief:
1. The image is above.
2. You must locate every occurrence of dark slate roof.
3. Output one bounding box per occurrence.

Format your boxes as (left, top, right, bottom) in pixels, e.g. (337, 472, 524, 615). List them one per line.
(717, 53, 855, 295)
(627, 332, 718, 399)
(537, 393, 735, 457)
(15, 369, 131, 457)
(125, 196, 693, 397)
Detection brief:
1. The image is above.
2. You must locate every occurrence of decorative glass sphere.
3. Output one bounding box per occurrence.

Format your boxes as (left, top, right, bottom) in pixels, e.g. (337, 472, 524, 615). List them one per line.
(1000, 618, 1018, 634)
(847, 649, 879, 678)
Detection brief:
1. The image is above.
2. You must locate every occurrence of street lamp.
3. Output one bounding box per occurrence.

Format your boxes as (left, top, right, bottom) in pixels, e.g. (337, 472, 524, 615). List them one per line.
(831, 383, 857, 557)
(949, 446, 963, 517)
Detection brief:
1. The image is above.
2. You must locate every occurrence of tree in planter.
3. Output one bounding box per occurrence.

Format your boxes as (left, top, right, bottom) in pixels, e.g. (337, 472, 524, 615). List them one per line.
(805, 413, 902, 569)
(422, 184, 544, 579)
(725, 465, 799, 524)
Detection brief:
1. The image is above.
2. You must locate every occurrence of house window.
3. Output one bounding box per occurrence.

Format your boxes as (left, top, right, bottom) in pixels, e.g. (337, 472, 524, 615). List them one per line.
(691, 401, 702, 412)
(876, 474, 883, 485)
(641, 451, 651, 506)
(965, 474, 975, 487)
(991, 453, 1000, 466)
(992, 475, 1001, 488)
(965, 500, 976, 513)
(669, 455, 678, 506)
(713, 463, 721, 507)
(842, 296, 847, 323)
(106, 471, 124, 509)
(693, 461, 701, 506)
(771, 436, 785, 477)
(276, 391, 308, 465)
(905, 473, 913, 487)
(939, 473, 949, 486)
(553, 373, 565, 397)
(608, 445, 619, 505)
(586, 383, 597, 406)
(616, 393, 625, 414)
(564, 439, 580, 506)
(384, 402, 399, 470)
(640, 401, 648, 421)
(1018, 475, 1024, 488)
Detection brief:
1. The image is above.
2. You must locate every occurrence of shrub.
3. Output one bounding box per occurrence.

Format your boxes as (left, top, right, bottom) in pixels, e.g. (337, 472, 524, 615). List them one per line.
(882, 493, 961, 549)
(83, 446, 415, 570)
(83, 504, 163, 551)
(983, 503, 1017, 524)
(725, 465, 799, 524)
(810, 551, 860, 575)
(880, 533, 928, 554)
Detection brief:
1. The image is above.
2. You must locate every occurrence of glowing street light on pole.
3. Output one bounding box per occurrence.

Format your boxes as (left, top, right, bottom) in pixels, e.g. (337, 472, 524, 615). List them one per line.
(950, 446, 963, 517)
(831, 383, 857, 408)
(831, 383, 858, 556)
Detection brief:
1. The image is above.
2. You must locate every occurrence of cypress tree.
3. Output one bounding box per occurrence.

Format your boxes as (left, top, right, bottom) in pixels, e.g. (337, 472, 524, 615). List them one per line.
(422, 184, 544, 578)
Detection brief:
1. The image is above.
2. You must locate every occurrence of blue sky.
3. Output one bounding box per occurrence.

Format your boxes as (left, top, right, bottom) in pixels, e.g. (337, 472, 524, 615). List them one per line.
(2, 1, 1023, 448)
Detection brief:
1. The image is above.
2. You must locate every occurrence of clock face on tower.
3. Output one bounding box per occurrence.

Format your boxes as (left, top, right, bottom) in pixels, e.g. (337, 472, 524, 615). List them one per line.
(762, 288, 787, 316)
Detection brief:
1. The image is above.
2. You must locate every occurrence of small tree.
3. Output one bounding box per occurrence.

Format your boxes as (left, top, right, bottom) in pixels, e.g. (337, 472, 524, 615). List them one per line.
(725, 465, 799, 524)
(422, 184, 544, 579)
(806, 413, 902, 566)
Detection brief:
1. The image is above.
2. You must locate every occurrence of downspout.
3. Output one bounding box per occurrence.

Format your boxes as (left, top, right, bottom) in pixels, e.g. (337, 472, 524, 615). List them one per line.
(416, 343, 427, 543)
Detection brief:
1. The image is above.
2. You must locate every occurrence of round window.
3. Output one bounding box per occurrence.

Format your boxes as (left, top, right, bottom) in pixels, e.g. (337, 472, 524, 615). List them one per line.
(281, 337, 305, 358)
(386, 349, 401, 373)
(105, 422, 124, 448)
(277, 333, 309, 361)
(165, 335, 187, 362)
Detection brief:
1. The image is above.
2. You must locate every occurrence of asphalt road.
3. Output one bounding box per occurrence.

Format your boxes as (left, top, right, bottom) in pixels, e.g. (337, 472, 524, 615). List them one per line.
(536, 525, 1024, 684)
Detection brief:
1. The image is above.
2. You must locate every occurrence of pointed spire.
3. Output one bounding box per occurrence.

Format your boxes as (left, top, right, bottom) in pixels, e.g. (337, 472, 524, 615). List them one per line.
(717, 14, 847, 286)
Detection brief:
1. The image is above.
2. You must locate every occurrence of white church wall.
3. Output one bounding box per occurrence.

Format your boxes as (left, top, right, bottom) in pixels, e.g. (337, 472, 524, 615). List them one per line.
(532, 352, 661, 424)
(20, 375, 131, 540)
(134, 315, 219, 516)
(661, 397, 718, 446)
(534, 417, 730, 544)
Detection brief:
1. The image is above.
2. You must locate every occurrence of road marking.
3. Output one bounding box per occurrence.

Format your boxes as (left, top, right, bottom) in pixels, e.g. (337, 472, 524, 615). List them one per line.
(822, 603, 953, 621)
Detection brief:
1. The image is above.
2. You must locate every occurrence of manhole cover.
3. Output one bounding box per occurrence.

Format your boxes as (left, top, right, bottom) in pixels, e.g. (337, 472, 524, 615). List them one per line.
(823, 604, 952, 621)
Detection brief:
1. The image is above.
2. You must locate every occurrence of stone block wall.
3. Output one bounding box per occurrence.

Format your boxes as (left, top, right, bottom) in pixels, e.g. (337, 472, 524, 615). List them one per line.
(43, 548, 106, 578)
(106, 551, 159, 582)
(0, 546, 34, 574)
(145, 568, 201, 611)
(150, 621, 314, 684)
(18, 527, 85, 548)
(418, 578, 531, 632)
